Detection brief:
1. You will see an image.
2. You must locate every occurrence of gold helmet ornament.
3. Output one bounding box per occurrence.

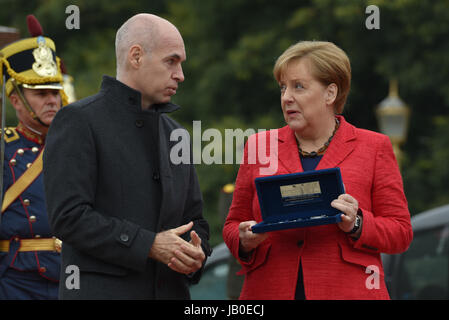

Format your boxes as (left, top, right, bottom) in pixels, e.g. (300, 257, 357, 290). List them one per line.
(0, 15, 68, 118)
(60, 59, 77, 104)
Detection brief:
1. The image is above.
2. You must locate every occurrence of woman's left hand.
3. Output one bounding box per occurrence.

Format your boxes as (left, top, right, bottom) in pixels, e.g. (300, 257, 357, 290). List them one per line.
(331, 193, 359, 233)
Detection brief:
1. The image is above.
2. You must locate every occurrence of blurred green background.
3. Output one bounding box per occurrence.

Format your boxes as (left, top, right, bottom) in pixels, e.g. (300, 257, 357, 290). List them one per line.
(2, 0, 448, 247)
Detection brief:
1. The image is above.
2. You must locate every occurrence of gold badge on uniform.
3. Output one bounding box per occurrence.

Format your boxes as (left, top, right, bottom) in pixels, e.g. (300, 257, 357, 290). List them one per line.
(32, 36, 57, 77)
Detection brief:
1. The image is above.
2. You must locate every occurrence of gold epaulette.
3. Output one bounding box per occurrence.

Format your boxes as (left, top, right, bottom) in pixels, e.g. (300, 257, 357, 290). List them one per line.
(1, 127, 20, 143)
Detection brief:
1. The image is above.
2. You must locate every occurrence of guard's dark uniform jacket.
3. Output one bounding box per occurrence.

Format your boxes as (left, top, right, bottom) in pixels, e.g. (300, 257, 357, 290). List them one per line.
(0, 123, 60, 298)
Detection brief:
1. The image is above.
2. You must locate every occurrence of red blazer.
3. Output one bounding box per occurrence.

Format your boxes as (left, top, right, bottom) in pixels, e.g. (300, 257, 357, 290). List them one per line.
(223, 116, 413, 300)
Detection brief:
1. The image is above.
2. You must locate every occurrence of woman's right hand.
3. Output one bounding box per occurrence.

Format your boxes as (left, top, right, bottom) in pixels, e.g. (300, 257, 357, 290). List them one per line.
(238, 220, 269, 253)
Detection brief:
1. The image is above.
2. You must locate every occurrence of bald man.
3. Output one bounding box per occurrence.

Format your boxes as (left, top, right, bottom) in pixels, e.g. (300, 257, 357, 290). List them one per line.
(43, 14, 211, 299)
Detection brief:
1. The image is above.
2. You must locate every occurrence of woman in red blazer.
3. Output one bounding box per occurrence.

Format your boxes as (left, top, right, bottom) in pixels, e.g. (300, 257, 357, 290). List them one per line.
(223, 41, 413, 300)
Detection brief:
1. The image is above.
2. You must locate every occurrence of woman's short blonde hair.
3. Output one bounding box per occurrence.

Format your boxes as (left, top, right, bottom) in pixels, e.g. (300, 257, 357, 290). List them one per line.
(273, 41, 351, 114)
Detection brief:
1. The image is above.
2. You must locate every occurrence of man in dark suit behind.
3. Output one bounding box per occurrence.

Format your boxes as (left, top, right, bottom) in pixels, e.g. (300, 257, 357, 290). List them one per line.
(43, 13, 211, 299)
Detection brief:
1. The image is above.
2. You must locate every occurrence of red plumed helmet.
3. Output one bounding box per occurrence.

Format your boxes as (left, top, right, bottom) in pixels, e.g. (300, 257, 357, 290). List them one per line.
(26, 14, 43, 37)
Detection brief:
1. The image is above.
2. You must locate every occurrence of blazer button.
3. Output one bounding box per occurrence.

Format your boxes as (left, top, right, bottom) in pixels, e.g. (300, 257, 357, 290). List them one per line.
(120, 233, 129, 242)
(135, 119, 144, 128)
(297, 240, 304, 248)
(129, 97, 137, 105)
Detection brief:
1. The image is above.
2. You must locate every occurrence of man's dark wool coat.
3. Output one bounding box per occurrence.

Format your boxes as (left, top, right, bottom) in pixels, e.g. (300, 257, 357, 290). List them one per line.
(43, 76, 211, 299)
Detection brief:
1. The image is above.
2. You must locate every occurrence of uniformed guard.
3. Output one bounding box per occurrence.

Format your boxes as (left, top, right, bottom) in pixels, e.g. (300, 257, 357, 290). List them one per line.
(0, 14, 66, 299)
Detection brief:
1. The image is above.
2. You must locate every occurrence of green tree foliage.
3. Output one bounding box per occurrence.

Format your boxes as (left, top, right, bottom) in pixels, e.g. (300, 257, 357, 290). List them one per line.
(403, 115, 449, 213)
(1, 0, 448, 246)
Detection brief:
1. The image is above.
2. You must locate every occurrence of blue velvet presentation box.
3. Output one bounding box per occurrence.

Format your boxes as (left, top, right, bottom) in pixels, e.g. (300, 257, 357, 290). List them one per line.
(251, 168, 345, 233)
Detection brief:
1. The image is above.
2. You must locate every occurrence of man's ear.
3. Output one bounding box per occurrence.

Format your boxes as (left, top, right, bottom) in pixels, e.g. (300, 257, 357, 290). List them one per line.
(8, 92, 22, 112)
(128, 44, 143, 69)
(325, 83, 338, 105)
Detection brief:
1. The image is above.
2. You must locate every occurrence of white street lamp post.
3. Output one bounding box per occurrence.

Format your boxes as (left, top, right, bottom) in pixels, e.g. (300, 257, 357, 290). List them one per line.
(376, 79, 410, 166)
